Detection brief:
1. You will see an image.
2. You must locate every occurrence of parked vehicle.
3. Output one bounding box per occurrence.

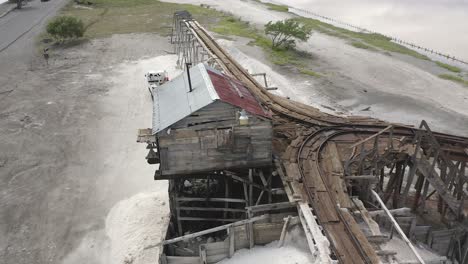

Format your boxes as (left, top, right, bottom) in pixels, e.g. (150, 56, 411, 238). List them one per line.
(145, 71, 169, 100)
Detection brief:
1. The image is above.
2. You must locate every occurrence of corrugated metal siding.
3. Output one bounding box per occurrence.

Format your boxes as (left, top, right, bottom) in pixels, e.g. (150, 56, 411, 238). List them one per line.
(207, 69, 271, 118)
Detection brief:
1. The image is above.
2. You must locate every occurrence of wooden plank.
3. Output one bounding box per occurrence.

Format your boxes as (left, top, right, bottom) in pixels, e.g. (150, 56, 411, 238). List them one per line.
(178, 217, 242, 222)
(306, 160, 327, 192)
(206, 253, 227, 264)
(204, 241, 228, 256)
(278, 215, 292, 247)
(339, 209, 381, 264)
(352, 198, 382, 236)
(166, 256, 199, 264)
(246, 202, 296, 213)
(200, 245, 207, 264)
(176, 197, 246, 203)
(178, 207, 246, 213)
(228, 227, 235, 258)
(348, 125, 393, 149)
(322, 143, 352, 208)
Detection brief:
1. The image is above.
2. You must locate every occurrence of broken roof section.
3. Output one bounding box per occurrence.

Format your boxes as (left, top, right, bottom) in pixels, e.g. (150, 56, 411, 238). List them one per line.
(152, 63, 271, 134)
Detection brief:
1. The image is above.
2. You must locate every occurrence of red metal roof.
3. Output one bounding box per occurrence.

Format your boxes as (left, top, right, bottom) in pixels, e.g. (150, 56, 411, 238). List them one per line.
(207, 69, 271, 119)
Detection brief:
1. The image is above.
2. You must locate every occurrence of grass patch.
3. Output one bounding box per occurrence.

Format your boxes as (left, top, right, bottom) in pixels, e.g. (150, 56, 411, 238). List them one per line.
(264, 3, 289, 12)
(293, 17, 429, 60)
(435, 61, 461, 73)
(438, 74, 468, 86)
(56, 0, 224, 39)
(211, 17, 257, 39)
(45, 0, 320, 78)
(211, 16, 302, 66)
(350, 41, 374, 50)
(299, 68, 321, 77)
(253, 0, 288, 12)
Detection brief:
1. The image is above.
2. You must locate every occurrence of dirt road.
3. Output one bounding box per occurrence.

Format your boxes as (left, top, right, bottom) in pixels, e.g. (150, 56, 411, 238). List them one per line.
(0, 32, 172, 263)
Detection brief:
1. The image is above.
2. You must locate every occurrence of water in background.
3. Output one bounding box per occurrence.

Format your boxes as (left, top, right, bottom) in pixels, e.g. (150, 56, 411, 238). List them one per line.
(270, 0, 468, 61)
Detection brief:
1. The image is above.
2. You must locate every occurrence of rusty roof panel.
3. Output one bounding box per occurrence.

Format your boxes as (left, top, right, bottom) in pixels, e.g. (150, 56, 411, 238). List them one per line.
(207, 69, 271, 118)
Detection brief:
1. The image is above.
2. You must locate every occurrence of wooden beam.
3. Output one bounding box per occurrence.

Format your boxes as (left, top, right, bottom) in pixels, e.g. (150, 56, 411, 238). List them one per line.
(259, 170, 268, 186)
(228, 227, 235, 258)
(352, 198, 381, 236)
(371, 190, 426, 264)
(175, 192, 183, 236)
(249, 169, 253, 206)
(145, 214, 270, 249)
(200, 245, 207, 264)
(225, 171, 269, 192)
(176, 197, 246, 203)
(224, 178, 230, 220)
(267, 172, 273, 204)
(178, 217, 242, 222)
(349, 125, 393, 149)
(344, 175, 378, 180)
(178, 207, 246, 213)
(368, 207, 411, 217)
(247, 210, 254, 249)
(278, 215, 292, 247)
(246, 201, 297, 213)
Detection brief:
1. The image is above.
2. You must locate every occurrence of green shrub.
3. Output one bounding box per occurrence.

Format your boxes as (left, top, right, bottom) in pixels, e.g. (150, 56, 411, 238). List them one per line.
(47, 16, 85, 41)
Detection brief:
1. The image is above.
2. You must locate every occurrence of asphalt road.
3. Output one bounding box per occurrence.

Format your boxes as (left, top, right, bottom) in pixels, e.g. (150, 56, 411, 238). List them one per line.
(0, 0, 68, 66)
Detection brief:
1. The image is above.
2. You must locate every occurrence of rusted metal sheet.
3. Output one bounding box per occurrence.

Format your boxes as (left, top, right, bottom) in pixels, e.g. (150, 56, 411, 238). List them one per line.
(207, 69, 271, 118)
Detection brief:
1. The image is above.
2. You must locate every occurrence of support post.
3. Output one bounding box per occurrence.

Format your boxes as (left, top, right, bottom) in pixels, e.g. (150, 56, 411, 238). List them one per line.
(228, 226, 235, 258)
(249, 169, 253, 206)
(224, 178, 230, 221)
(278, 215, 292, 247)
(200, 245, 207, 264)
(247, 209, 254, 249)
(412, 174, 425, 211)
(175, 188, 183, 236)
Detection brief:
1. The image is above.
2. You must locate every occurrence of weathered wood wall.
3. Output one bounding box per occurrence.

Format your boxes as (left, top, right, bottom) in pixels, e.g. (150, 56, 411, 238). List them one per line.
(157, 101, 272, 176)
(162, 218, 292, 264)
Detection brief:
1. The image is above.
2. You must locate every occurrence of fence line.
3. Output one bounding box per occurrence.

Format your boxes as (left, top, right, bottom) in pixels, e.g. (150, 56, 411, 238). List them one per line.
(289, 6, 468, 66)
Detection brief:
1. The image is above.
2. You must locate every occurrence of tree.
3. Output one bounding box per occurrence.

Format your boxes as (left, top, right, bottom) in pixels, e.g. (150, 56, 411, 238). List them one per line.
(265, 19, 311, 49)
(46, 16, 85, 42)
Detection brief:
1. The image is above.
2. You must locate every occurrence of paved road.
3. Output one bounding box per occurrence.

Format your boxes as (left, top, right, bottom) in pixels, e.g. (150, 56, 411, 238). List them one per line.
(0, 0, 68, 67)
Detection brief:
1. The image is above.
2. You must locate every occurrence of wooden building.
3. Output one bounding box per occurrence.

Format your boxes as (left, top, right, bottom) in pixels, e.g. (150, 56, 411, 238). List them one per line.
(150, 63, 272, 177)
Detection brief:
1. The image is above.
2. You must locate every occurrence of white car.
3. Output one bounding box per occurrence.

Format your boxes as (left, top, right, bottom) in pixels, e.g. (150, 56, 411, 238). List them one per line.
(145, 71, 169, 100)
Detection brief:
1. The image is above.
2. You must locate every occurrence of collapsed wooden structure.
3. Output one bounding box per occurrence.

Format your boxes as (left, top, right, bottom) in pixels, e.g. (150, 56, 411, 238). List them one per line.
(137, 11, 468, 264)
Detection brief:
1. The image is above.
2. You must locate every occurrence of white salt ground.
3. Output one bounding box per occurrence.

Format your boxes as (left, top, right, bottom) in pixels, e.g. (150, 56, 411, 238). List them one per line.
(220, 225, 314, 264)
(106, 191, 170, 264)
(101, 55, 180, 264)
(217, 243, 313, 264)
(62, 54, 179, 264)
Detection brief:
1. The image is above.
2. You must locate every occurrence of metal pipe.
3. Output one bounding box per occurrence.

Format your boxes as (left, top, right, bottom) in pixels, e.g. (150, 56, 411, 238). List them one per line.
(186, 62, 193, 92)
(371, 190, 426, 264)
